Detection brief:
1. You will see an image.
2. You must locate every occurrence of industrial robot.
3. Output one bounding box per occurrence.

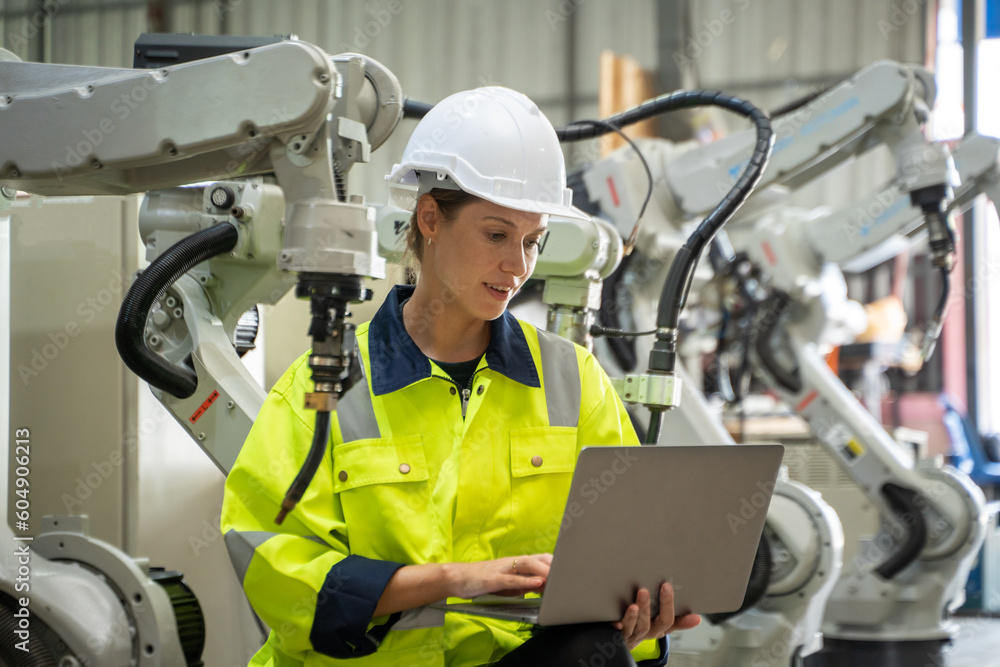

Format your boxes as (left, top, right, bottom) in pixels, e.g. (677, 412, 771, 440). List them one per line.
(0, 35, 404, 666)
(574, 61, 993, 666)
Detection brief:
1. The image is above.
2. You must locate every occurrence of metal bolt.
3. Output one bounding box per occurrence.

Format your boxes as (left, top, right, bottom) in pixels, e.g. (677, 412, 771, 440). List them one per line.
(197, 433, 206, 441)
(318, 73, 330, 83)
(227, 401, 235, 409)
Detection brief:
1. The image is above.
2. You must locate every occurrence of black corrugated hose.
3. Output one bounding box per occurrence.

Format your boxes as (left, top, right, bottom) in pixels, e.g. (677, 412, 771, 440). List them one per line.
(275, 410, 331, 525)
(875, 484, 928, 579)
(753, 291, 803, 394)
(115, 223, 239, 399)
(547, 90, 774, 443)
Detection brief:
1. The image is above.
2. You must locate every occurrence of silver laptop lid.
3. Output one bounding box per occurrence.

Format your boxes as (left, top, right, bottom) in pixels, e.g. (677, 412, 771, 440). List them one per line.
(536, 444, 783, 626)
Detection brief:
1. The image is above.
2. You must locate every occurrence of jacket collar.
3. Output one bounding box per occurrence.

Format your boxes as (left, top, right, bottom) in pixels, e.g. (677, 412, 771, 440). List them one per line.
(367, 284, 540, 395)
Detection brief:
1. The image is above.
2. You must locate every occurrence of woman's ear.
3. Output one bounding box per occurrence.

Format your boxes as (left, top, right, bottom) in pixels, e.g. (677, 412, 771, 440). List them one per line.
(415, 194, 440, 242)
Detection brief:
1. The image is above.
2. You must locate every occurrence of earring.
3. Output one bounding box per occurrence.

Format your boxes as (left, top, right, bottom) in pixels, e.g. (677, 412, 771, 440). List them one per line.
(427, 237, 432, 245)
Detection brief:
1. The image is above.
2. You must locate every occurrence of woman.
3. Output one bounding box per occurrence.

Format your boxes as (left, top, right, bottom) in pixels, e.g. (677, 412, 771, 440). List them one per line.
(222, 86, 699, 666)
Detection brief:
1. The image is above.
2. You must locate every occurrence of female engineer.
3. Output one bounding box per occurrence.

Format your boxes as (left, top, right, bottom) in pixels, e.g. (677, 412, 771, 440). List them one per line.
(221, 86, 700, 666)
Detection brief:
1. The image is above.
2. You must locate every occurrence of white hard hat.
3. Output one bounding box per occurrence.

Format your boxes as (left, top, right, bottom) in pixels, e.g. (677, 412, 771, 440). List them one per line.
(386, 86, 588, 220)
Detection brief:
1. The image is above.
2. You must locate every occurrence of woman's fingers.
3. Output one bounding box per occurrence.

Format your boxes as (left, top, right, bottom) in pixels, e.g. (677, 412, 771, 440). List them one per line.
(672, 613, 702, 631)
(508, 554, 551, 578)
(632, 588, 652, 641)
(619, 603, 639, 637)
(648, 583, 676, 637)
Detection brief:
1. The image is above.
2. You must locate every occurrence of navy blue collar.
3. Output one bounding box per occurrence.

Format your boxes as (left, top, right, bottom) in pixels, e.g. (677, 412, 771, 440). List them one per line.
(366, 285, 540, 395)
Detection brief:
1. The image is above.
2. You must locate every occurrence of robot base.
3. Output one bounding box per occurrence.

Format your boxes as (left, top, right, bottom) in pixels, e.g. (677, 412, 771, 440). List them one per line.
(804, 637, 946, 667)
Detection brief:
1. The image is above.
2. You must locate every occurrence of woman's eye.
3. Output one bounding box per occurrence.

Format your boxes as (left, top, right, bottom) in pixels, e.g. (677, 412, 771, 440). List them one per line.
(488, 233, 505, 242)
(525, 239, 539, 249)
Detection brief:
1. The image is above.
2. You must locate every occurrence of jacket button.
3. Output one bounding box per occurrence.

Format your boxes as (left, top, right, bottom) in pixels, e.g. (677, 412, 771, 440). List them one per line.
(399, 463, 411, 474)
(477, 385, 484, 395)
(450, 387, 457, 395)
(531, 456, 543, 467)
(338, 470, 348, 482)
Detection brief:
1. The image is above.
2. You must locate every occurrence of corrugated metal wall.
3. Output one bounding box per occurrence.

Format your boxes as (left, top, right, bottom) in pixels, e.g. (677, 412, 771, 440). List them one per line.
(1, 0, 658, 201)
(0, 0, 925, 209)
(683, 0, 926, 209)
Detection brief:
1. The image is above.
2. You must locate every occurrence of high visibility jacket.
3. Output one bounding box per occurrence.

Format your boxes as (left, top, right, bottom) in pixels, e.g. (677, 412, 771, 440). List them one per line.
(222, 285, 667, 666)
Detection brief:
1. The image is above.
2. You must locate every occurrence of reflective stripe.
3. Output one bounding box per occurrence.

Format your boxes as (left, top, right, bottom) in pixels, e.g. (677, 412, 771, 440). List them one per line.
(338, 355, 381, 442)
(224, 530, 326, 584)
(224, 530, 277, 585)
(535, 329, 582, 427)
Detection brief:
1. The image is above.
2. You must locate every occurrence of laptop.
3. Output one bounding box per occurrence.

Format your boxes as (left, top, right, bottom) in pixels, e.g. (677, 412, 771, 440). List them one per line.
(433, 444, 783, 626)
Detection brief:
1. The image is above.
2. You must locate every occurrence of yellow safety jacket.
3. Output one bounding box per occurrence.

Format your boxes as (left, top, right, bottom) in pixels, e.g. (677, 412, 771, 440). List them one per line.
(222, 285, 666, 666)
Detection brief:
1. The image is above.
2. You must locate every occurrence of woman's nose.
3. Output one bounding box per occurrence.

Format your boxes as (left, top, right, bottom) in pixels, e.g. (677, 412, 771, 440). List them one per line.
(500, 243, 528, 277)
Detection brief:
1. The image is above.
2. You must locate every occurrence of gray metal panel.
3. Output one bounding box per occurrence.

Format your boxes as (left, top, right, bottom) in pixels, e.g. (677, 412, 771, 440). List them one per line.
(7, 195, 141, 550)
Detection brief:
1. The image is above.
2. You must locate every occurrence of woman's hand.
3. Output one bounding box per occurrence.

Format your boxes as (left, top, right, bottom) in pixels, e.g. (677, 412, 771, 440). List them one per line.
(615, 583, 701, 651)
(446, 553, 552, 599)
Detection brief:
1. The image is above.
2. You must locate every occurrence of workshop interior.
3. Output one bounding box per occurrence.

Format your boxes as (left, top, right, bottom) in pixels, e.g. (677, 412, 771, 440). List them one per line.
(2, 0, 1000, 665)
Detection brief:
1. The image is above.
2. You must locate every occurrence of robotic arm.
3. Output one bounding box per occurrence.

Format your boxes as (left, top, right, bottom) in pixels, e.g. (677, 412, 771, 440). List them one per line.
(0, 38, 402, 485)
(0, 36, 405, 666)
(571, 60, 989, 664)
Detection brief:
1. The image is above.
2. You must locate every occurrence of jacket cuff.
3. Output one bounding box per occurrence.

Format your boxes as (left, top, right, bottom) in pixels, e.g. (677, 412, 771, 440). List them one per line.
(636, 636, 669, 666)
(310, 554, 405, 658)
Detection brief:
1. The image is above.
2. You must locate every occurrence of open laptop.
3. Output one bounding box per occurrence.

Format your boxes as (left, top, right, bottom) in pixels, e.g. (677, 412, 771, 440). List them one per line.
(433, 444, 783, 626)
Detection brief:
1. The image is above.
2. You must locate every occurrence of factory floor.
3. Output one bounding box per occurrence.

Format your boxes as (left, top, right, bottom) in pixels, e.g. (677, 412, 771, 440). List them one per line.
(946, 615, 1000, 666)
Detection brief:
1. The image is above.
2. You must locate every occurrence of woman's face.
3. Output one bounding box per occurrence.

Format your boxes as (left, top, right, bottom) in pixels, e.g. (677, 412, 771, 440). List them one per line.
(419, 196, 547, 323)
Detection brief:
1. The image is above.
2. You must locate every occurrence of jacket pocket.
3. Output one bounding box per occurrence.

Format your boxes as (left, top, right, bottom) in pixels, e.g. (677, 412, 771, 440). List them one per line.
(332, 436, 434, 562)
(507, 427, 579, 553)
(332, 436, 429, 492)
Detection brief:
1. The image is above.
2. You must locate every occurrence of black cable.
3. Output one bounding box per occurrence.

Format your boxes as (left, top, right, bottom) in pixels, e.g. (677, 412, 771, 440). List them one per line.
(933, 267, 950, 329)
(402, 98, 433, 119)
(590, 325, 657, 338)
(753, 292, 803, 394)
(597, 253, 639, 372)
(115, 223, 239, 399)
(769, 85, 832, 118)
(875, 484, 928, 579)
(651, 95, 773, 334)
(558, 119, 653, 254)
(275, 410, 331, 525)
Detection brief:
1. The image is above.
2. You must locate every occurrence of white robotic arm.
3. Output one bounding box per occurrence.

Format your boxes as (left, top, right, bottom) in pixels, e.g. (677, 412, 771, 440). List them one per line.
(569, 60, 989, 665)
(1, 38, 402, 474)
(0, 37, 405, 666)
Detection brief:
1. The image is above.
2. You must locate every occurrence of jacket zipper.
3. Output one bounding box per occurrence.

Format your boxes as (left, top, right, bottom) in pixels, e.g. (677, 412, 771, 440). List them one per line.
(461, 387, 471, 419)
